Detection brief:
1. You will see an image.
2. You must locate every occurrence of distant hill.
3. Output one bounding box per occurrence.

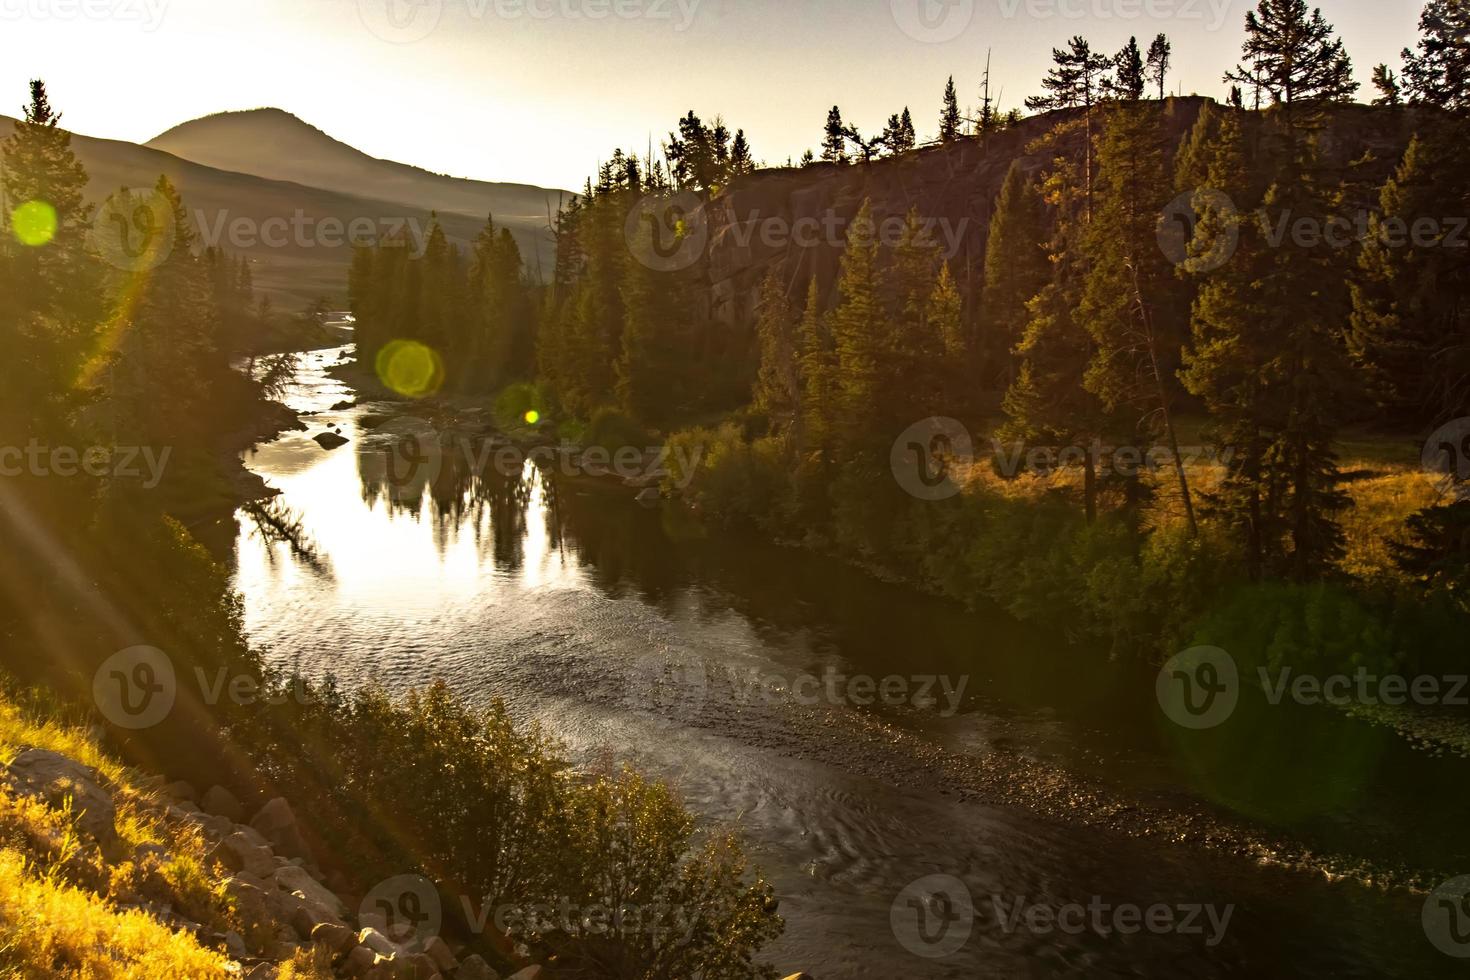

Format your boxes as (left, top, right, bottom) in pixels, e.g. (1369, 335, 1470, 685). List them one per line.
(0, 112, 568, 308)
(148, 109, 569, 230)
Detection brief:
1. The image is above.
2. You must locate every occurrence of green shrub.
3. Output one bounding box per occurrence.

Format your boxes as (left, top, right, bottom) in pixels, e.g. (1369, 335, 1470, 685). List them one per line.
(585, 408, 654, 454)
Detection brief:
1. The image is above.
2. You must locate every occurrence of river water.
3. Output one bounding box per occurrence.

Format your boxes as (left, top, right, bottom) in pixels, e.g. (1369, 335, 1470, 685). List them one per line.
(228, 347, 1469, 978)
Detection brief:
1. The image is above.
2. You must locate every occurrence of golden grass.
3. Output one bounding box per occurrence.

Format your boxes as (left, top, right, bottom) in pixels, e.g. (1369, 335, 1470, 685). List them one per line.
(954, 424, 1442, 586)
(0, 689, 240, 977)
(0, 850, 230, 978)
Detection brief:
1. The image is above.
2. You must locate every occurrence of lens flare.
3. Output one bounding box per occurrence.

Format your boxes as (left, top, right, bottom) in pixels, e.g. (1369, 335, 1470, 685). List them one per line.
(11, 200, 57, 247)
(524, 410, 540, 425)
(375, 340, 444, 398)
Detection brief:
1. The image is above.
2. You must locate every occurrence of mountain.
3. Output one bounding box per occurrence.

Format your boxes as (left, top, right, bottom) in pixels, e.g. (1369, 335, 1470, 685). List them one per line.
(147, 109, 569, 230)
(0, 112, 568, 308)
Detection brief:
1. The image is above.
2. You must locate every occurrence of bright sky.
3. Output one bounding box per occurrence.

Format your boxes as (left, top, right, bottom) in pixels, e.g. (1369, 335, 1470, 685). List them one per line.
(0, 0, 1424, 191)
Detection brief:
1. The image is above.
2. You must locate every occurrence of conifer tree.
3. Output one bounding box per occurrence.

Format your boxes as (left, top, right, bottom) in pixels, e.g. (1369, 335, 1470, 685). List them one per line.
(1080, 101, 1196, 533)
(799, 277, 836, 458)
(1371, 64, 1403, 106)
(1224, 0, 1358, 115)
(730, 130, 755, 176)
(828, 200, 887, 449)
(1349, 130, 1470, 423)
(1402, 0, 1470, 109)
(981, 161, 1049, 390)
(1146, 34, 1172, 99)
(939, 77, 963, 142)
(0, 79, 101, 428)
(753, 270, 800, 433)
(1113, 37, 1147, 101)
(822, 107, 848, 163)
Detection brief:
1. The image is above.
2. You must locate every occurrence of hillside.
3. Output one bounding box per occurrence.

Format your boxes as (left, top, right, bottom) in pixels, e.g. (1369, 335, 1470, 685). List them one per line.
(699, 97, 1425, 326)
(148, 109, 569, 230)
(0, 114, 562, 308)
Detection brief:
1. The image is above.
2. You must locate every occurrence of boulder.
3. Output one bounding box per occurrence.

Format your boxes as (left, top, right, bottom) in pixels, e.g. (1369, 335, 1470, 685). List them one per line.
(314, 431, 350, 450)
(221, 877, 274, 937)
(162, 779, 198, 802)
(342, 945, 378, 977)
(423, 936, 458, 973)
(251, 797, 312, 860)
(357, 926, 401, 957)
(3, 749, 118, 848)
(310, 921, 356, 954)
(272, 865, 346, 921)
(210, 832, 277, 879)
(456, 955, 499, 980)
(201, 785, 246, 822)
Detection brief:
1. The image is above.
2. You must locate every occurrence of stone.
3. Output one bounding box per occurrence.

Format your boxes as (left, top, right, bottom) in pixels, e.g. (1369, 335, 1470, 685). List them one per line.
(423, 935, 458, 973)
(357, 926, 401, 957)
(405, 952, 440, 979)
(251, 797, 312, 860)
(221, 877, 274, 937)
(224, 930, 247, 958)
(505, 967, 543, 980)
(211, 832, 277, 879)
(456, 955, 499, 980)
(201, 784, 246, 822)
(273, 865, 346, 920)
(342, 945, 378, 977)
(310, 921, 356, 954)
(314, 431, 350, 450)
(162, 779, 198, 801)
(3, 749, 118, 848)
(290, 896, 346, 937)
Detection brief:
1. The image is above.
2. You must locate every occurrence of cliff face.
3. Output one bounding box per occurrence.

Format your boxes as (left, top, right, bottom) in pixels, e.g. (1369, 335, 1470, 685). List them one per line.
(698, 97, 1423, 328)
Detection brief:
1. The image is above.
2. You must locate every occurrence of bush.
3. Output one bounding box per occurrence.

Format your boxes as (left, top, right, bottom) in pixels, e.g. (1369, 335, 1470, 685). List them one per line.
(585, 407, 654, 455)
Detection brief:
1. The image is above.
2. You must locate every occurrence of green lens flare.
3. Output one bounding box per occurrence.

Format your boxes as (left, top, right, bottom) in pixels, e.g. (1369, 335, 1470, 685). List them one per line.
(374, 340, 444, 398)
(524, 410, 540, 425)
(11, 200, 57, 247)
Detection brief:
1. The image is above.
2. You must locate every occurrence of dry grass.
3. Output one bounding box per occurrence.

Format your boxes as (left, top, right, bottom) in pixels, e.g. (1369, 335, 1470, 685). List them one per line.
(0, 690, 239, 978)
(954, 423, 1441, 585)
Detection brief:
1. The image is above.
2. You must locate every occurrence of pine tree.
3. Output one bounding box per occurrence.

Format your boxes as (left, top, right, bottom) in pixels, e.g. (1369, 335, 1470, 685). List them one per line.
(753, 270, 800, 434)
(1001, 158, 1109, 522)
(981, 161, 1049, 390)
(0, 79, 101, 431)
(1080, 101, 1196, 533)
(1349, 128, 1470, 423)
(828, 200, 887, 450)
(799, 277, 836, 458)
(940, 77, 963, 142)
(1180, 108, 1352, 578)
(889, 209, 945, 420)
(1371, 64, 1403, 106)
(1146, 34, 1172, 99)
(1026, 36, 1113, 112)
(730, 130, 754, 176)
(1402, 0, 1470, 109)
(930, 261, 968, 413)
(881, 110, 917, 155)
(1224, 0, 1358, 113)
(822, 107, 848, 163)
(1113, 37, 1147, 101)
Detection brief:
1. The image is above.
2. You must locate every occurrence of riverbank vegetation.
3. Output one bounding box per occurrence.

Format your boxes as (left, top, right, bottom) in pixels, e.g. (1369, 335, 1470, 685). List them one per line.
(0, 81, 785, 976)
(351, 2, 1470, 682)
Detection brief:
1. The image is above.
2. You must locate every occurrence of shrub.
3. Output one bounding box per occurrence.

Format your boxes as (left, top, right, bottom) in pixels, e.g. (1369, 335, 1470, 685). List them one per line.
(585, 408, 654, 455)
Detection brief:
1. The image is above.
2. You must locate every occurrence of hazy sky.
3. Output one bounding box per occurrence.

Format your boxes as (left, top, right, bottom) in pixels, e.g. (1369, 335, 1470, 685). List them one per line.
(1, 0, 1424, 191)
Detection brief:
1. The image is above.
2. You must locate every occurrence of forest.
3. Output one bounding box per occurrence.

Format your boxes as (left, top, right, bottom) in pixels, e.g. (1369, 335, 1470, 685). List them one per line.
(346, 0, 1470, 677)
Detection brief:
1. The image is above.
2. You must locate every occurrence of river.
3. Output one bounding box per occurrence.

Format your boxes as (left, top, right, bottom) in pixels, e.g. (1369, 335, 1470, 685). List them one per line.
(226, 346, 1469, 978)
